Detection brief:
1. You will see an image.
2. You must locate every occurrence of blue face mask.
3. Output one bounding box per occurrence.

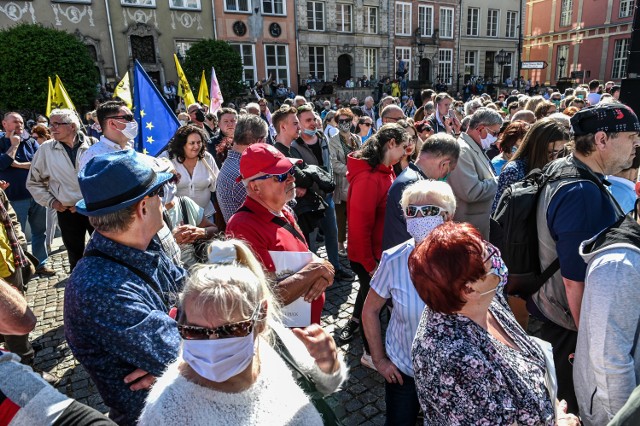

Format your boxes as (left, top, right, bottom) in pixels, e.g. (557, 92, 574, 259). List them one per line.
(302, 128, 316, 136)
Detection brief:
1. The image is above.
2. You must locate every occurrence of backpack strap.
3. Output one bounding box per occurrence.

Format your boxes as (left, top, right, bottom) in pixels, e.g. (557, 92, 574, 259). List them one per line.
(179, 196, 189, 225)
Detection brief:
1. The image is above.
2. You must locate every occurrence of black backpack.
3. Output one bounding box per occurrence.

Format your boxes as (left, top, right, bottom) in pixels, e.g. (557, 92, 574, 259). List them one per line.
(490, 158, 621, 297)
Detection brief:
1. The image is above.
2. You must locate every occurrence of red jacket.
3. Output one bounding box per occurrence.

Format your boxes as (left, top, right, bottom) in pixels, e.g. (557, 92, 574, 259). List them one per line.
(346, 153, 395, 272)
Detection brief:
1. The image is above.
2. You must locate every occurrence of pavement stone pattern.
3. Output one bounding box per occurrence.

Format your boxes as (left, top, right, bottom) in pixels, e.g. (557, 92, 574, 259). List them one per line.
(18, 246, 389, 425)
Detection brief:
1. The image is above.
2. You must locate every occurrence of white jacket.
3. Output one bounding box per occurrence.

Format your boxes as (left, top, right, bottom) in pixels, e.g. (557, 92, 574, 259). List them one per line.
(26, 136, 91, 208)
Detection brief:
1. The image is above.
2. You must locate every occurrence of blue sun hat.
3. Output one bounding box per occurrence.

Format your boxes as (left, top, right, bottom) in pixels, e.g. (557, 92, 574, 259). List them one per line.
(76, 150, 172, 216)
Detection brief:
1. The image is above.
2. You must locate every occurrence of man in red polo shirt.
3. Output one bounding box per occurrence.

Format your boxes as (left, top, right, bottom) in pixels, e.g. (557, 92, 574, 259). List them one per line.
(226, 143, 334, 324)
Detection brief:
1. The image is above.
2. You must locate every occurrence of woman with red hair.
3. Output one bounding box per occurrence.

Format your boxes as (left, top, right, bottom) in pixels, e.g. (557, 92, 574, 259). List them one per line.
(409, 222, 579, 426)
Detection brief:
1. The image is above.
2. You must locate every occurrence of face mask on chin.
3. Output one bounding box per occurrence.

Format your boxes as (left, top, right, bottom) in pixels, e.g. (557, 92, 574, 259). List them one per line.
(302, 128, 317, 136)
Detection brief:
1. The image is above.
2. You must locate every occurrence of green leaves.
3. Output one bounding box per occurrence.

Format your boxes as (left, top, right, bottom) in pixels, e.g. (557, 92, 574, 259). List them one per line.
(0, 24, 99, 113)
(182, 40, 245, 103)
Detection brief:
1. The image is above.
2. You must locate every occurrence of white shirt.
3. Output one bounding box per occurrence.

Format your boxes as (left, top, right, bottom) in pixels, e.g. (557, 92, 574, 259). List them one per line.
(78, 136, 133, 171)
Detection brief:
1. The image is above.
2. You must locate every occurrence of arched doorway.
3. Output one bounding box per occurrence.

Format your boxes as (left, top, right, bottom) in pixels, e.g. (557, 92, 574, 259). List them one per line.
(337, 54, 353, 86)
(419, 58, 431, 82)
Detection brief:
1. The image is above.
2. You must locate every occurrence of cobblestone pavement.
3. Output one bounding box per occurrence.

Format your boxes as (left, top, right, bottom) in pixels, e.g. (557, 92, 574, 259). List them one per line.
(21, 246, 389, 425)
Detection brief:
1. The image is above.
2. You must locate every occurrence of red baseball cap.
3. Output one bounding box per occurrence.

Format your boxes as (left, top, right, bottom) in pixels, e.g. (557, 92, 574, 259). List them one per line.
(236, 143, 302, 182)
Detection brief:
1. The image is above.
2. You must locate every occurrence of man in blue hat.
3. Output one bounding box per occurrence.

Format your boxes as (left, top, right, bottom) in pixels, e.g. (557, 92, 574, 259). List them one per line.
(64, 150, 186, 425)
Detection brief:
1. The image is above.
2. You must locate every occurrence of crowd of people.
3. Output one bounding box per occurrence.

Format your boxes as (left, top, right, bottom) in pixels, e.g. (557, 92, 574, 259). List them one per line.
(0, 76, 638, 426)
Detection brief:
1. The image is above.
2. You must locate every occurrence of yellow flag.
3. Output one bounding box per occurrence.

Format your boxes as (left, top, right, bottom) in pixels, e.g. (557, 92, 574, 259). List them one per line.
(174, 54, 196, 106)
(197, 70, 210, 106)
(45, 77, 55, 117)
(113, 71, 133, 109)
(54, 75, 75, 111)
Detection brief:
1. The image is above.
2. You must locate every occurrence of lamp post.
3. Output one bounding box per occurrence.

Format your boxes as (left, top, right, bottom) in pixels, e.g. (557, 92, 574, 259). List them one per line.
(558, 56, 566, 80)
(495, 49, 508, 88)
(414, 28, 425, 81)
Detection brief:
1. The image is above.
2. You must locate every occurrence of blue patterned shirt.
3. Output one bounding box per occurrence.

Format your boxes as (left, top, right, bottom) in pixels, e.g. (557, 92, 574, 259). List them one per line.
(64, 232, 186, 424)
(492, 158, 528, 213)
(215, 149, 247, 223)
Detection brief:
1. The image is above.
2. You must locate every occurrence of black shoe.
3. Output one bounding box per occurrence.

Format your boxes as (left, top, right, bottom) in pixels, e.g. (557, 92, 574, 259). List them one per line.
(335, 269, 354, 282)
(338, 319, 360, 343)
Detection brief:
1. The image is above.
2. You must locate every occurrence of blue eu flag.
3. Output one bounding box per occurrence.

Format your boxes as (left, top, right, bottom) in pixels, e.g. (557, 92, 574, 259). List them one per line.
(133, 60, 179, 156)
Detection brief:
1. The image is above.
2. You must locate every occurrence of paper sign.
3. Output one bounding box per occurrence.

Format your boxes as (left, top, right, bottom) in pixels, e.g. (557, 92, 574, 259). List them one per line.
(269, 251, 314, 327)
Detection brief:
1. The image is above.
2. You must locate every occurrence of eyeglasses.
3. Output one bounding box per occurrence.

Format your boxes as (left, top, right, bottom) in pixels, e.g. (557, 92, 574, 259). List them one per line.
(177, 304, 262, 340)
(106, 114, 135, 122)
(146, 186, 165, 199)
(484, 127, 499, 137)
(483, 242, 500, 264)
(404, 204, 447, 218)
(49, 122, 70, 129)
(359, 122, 372, 127)
(250, 168, 294, 183)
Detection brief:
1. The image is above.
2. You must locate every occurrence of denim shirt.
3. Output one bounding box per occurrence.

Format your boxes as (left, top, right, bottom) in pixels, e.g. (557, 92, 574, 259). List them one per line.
(64, 232, 186, 424)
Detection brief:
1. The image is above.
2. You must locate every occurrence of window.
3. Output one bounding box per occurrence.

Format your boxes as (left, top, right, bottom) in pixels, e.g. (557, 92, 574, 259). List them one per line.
(309, 46, 326, 81)
(336, 4, 352, 32)
(395, 2, 412, 36)
(265, 44, 289, 86)
(170, 0, 200, 9)
(487, 9, 499, 37)
(232, 44, 256, 87)
(419, 5, 433, 37)
(175, 40, 197, 58)
(395, 47, 412, 80)
(612, 38, 629, 79)
(464, 51, 477, 78)
(466, 7, 479, 36)
(364, 6, 378, 34)
(307, 1, 324, 31)
(225, 0, 250, 13)
(556, 45, 569, 79)
(620, 0, 633, 18)
(438, 49, 453, 84)
(364, 48, 377, 79)
(262, 0, 285, 15)
(506, 11, 518, 38)
(560, 0, 572, 27)
(121, 0, 156, 6)
(440, 7, 454, 39)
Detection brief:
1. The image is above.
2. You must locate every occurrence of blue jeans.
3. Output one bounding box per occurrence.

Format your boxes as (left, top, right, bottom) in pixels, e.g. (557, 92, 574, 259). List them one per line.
(385, 371, 420, 426)
(313, 194, 340, 270)
(12, 197, 48, 267)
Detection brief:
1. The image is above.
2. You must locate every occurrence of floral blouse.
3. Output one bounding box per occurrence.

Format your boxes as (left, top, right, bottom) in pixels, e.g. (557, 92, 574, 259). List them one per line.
(412, 293, 554, 425)
(492, 158, 528, 213)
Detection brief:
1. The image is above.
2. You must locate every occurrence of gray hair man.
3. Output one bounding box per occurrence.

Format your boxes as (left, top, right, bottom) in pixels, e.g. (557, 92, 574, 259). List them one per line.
(447, 107, 502, 238)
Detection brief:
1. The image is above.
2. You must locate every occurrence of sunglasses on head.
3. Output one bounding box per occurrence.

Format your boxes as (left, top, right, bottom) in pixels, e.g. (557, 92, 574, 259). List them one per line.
(177, 304, 262, 340)
(107, 114, 135, 122)
(251, 168, 294, 183)
(404, 204, 447, 218)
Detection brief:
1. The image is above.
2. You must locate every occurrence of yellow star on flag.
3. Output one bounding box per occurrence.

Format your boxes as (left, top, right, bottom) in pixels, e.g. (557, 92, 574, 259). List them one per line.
(140, 110, 146, 118)
(143, 148, 149, 154)
(147, 136, 154, 144)
(146, 122, 154, 130)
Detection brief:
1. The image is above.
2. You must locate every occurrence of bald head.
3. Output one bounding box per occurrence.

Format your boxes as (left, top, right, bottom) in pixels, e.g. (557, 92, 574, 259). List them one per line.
(511, 110, 536, 124)
(381, 105, 405, 124)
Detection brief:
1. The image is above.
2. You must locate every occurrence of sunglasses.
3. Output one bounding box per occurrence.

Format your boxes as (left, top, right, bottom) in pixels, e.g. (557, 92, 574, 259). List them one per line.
(251, 168, 294, 183)
(177, 304, 261, 340)
(359, 122, 372, 127)
(337, 119, 352, 124)
(404, 204, 447, 218)
(146, 186, 165, 198)
(107, 114, 135, 122)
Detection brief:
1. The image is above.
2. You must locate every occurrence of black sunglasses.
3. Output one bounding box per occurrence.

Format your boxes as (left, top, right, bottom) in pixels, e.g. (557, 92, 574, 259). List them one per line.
(177, 304, 262, 340)
(251, 168, 294, 183)
(337, 119, 351, 124)
(107, 114, 135, 122)
(146, 186, 165, 199)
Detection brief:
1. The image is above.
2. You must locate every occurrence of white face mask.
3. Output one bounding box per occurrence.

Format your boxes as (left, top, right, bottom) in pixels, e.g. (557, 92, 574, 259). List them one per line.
(406, 215, 444, 243)
(119, 120, 139, 140)
(481, 132, 497, 150)
(161, 181, 177, 206)
(182, 333, 256, 383)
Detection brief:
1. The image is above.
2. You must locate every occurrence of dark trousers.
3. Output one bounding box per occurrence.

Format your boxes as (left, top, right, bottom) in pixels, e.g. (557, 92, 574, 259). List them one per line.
(350, 260, 371, 353)
(385, 371, 420, 426)
(531, 320, 579, 414)
(57, 210, 94, 272)
(2, 267, 33, 362)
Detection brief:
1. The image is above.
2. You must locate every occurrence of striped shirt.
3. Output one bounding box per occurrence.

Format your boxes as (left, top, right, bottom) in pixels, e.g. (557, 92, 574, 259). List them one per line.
(370, 239, 426, 377)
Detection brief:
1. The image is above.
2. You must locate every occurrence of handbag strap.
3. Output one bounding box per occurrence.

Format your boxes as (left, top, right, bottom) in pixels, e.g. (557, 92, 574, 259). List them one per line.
(237, 205, 306, 245)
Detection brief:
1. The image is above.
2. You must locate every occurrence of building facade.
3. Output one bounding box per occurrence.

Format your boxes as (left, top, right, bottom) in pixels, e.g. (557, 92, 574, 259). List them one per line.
(0, 0, 299, 92)
(523, 0, 633, 85)
(458, 0, 524, 88)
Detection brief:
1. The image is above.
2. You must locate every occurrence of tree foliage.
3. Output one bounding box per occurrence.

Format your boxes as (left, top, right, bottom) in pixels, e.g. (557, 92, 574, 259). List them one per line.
(0, 24, 99, 114)
(183, 40, 244, 103)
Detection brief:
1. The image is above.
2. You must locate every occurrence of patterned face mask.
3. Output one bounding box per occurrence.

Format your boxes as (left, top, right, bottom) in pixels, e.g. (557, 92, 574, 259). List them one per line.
(406, 215, 444, 243)
(477, 243, 508, 296)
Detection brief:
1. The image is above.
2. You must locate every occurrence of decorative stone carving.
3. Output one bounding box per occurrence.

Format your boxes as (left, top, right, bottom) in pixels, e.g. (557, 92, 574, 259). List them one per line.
(170, 11, 202, 30)
(299, 46, 308, 61)
(123, 8, 158, 29)
(51, 4, 94, 27)
(0, 2, 34, 23)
